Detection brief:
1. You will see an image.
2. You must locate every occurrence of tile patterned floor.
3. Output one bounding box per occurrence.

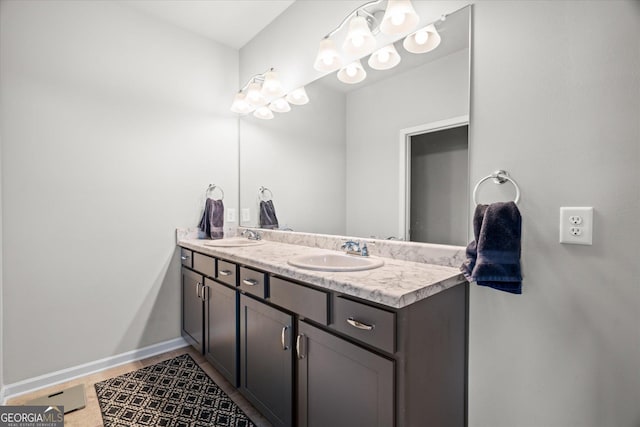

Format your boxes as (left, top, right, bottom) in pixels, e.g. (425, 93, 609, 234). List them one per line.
(6, 346, 272, 427)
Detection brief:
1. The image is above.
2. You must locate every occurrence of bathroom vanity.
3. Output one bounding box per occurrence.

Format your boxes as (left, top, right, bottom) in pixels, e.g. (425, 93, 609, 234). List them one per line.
(178, 235, 468, 427)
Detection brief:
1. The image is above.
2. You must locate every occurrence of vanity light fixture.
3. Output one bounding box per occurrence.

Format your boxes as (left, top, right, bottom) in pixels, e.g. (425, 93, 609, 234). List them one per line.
(343, 15, 376, 56)
(261, 70, 285, 98)
(269, 97, 291, 113)
(314, 38, 342, 72)
(254, 105, 274, 120)
(379, 0, 419, 35)
(285, 87, 310, 105)
(314, 0, 448, 85)
(313, 0, 385, 73)
(230, 92, 254, 114)
(230, 68, 309, 119)
(403, 23, 441, 54)
(337, 59, 367, 84)
(246, 81, 267, 106)
(368, 43, 401, 70)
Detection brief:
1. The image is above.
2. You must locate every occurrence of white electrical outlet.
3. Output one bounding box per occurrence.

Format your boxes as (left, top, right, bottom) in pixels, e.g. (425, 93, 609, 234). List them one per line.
(241, 208, 250, 222)
(226, 208, 236, 222)
(560, 207, 593, 245)
(569, 215, 583, 225)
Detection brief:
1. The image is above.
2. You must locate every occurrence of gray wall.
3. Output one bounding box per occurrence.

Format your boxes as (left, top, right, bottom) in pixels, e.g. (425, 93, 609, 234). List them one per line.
(410, 125, 469, 246)
(0, 1, 239, 384)
(239, 81, 346, 234)
(469, 2, 640, 426)
(240, 1, 640, 426)
(0, 129, 3, 398)
(345, 49, 469, 239)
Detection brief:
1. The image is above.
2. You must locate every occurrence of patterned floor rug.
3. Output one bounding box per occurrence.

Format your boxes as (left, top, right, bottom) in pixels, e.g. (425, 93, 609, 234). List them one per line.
(95, 353, 255, 427)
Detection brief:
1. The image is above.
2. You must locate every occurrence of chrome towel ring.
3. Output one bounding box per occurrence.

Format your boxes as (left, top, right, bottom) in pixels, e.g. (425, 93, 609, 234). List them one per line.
(205, 184, 224, 200)
(258, 186, 273, 202)
(472, 170, 520, 205)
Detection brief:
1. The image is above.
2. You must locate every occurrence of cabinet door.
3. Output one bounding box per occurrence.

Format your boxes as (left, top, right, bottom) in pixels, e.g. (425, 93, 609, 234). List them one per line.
(205, 278, 238, 386)
(239, 294, 293, 427)
(181, 267, 204, 353)
(297, 320, 394, 427)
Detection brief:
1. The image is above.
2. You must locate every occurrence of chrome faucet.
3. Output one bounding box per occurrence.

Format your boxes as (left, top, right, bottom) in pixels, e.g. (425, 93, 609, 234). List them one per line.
(341, 240, 369, 257)
(241, 229, 262, 240)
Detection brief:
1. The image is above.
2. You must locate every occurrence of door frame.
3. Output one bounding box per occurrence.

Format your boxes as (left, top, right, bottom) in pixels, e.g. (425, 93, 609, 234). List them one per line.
(398, 115, 469, 241)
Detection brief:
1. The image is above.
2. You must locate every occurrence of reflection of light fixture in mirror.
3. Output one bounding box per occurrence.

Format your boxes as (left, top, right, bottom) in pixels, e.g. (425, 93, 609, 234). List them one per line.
(269, 98, 291, 113)
(230, 68, 308, 118)
(253, 106, 274, 120)
(403, 24, 441, 53)
(285, 87, 310, 105)
(380, 0, 419, 35)
(368, 44, 401, 70)
(246, 82, 267, 106)
(314, 38, 342, 72)
(261, 70, 285, 98)
(338, 59, 367, 84)
(343, 15, 376, 56)
(230, 92, 254, 114)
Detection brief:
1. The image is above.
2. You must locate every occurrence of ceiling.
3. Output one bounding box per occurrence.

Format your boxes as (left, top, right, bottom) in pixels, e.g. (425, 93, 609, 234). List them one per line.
(121, 0, 296, 49)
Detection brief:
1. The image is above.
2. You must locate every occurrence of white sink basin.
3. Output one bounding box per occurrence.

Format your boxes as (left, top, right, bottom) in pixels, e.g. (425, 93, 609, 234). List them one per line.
(288, 253, 384, 272)
(204, 238, 265, 248)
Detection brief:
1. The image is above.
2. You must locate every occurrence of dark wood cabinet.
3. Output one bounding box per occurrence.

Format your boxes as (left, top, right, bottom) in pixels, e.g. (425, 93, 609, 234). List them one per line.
(180, 247, 467, 427)
(205, 277, 238, 386)
(239, 294, 293, 427)
(181, 267, 204, 353)
(297, 320, 394, 427)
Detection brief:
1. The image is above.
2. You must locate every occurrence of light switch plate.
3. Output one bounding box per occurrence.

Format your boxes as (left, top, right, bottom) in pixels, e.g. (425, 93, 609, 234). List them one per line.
(241, 208, 250, 222)
(560, 207, 593, 245)
(226, 208, 236, 222)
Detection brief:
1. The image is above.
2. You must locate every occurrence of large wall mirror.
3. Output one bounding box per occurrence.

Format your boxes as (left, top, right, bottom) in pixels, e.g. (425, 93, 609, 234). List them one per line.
(240, 5, 470, 246)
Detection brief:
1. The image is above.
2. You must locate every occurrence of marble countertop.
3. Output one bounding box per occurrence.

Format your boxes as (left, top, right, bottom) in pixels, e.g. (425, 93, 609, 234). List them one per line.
(178, 238, 466, 309)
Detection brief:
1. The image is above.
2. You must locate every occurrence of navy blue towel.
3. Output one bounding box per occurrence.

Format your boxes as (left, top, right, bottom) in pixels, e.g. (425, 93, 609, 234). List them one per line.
(461, 201, 522, 294)
(198, 198, 224, 239)
(259, 200, 279, 230)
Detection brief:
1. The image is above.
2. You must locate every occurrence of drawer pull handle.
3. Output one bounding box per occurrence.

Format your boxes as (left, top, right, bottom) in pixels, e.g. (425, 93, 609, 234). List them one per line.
(281, 326, 289, 350)
(181, 255, 190, 261)
(242, 279, 258, 286)
(219, 270, 233, 277)
(296, 334, 306, 359)
(347, 317, 375, 331)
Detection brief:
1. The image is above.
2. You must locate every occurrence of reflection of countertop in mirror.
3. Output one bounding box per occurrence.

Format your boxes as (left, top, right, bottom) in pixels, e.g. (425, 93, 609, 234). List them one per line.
(178, 237, 466, 309)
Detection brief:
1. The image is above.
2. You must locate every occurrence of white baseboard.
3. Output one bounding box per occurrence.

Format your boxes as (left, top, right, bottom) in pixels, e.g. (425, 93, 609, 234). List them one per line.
(2, 336, 188, 403)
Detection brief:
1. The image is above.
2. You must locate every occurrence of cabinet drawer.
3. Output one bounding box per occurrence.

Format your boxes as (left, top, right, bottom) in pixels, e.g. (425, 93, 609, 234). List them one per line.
(193, 252, 215, 278)
(332, 296, 395, 354)
(217, 260, 237, 287)
(239, 267, 266, 298)
(180, 248, 192, 268)
(270, 277, 328, 325)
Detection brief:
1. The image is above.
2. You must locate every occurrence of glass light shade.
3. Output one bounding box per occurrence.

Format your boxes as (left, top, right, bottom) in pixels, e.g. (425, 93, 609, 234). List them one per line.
(343, 16, 376, 56)
(261, 70, 285, 98)
(253, 106, 274, 120)
(313, 38, 342, 72)
(368, 44, 401, 70)
(246, 82, 267, 106)
(337, 60, 367, 84)
(269, 98, 291, 113)
(380, 0, 419, 35)
(230, 92, 254, 114)
(285, 87, 309, 105)
(403, 24, 441, 53)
